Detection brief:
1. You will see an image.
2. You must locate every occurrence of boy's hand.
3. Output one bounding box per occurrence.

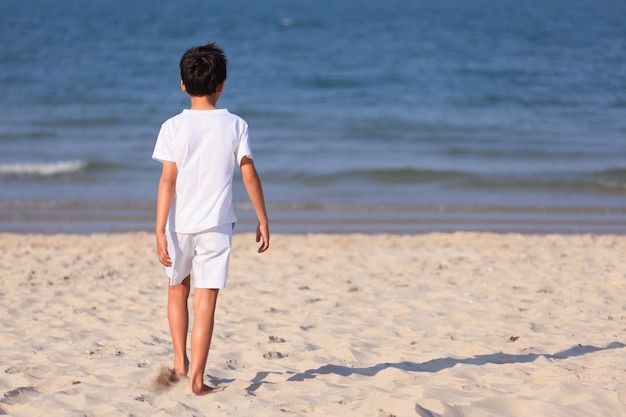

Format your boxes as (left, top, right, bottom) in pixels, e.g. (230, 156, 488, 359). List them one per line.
(256, 223, 270, 253)
(156, 232, 172, 267)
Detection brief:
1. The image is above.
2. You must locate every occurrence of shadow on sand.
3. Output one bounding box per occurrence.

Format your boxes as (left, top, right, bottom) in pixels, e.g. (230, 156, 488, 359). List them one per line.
(244, 342, 625, 394)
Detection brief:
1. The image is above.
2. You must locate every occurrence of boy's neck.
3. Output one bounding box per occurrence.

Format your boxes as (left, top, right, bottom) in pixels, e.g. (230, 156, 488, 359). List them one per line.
(188, 93, 220, 110)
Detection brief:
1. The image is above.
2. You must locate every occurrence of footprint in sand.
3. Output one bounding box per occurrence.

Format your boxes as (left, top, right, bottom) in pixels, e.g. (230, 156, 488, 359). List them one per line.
(263, 351, 288, 359)
(4, 366, 46, 376)
(2, 386, 40, 406)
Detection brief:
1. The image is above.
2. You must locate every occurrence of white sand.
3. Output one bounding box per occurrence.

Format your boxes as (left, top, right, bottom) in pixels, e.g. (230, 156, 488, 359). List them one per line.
(0, 232, 625, 416)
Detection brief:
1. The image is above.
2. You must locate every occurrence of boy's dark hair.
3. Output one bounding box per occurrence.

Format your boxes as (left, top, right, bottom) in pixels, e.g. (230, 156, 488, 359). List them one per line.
(179, 42, 227, 96)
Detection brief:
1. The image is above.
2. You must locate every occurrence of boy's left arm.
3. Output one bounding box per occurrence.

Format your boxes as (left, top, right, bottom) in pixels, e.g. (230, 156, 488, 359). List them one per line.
(240, 157, 269, 253)
(155, 161, 177, 267)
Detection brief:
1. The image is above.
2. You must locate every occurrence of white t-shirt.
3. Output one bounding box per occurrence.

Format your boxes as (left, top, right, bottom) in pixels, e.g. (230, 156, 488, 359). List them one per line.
(152, 109, 253, 233)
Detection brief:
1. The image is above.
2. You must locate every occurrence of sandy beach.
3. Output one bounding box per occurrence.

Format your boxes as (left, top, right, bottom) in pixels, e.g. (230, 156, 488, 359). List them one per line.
(0, 231, 625, 416)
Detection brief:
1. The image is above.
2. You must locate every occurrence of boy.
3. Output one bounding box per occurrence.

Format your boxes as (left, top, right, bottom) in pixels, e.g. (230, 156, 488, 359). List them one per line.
(152, 42, 270, 395)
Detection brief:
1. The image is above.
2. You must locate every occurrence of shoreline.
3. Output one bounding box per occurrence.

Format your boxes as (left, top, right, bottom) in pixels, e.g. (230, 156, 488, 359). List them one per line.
(2, 202, 626, 235)
(1, 231, 625, 416)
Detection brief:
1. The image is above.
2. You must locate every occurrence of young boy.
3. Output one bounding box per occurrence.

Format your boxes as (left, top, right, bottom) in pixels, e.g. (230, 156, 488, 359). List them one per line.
(152, 42, 270, 395)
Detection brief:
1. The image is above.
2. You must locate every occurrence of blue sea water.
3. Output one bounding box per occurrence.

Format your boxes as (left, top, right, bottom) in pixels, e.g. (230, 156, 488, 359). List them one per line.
(1, 0, 625, 234)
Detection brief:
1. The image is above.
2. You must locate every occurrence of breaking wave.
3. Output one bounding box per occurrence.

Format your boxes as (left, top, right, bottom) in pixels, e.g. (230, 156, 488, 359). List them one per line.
(0, 160, 88, 176)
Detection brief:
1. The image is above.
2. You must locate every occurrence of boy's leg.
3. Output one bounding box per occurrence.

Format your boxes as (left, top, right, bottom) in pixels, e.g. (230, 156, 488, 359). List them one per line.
(168, 275, 191, 379)
(190, 288, 220, 394)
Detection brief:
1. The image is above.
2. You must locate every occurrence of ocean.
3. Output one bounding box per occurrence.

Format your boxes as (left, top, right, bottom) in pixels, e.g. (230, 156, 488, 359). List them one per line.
(1, 0, 625, 234)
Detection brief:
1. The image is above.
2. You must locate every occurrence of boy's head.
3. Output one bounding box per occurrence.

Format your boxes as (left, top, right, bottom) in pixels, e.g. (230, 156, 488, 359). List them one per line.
(179, 42, 227, 96)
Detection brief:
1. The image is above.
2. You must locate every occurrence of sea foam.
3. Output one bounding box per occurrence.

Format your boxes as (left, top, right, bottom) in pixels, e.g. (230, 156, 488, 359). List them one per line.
(0, 160, 87, 176)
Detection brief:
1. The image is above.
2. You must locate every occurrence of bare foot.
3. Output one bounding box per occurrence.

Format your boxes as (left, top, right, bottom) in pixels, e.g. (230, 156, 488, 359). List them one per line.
(170, 357, 189, 382)
(191, 383, 224, 396)
(168, 369, 187, 383)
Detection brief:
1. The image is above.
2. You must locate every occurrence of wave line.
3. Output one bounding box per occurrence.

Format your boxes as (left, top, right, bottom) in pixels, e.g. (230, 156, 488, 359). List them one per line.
(0, 160, 87, 176)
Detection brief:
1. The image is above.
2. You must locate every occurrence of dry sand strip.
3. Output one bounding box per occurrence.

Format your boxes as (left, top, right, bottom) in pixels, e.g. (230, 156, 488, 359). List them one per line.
(0, 232, 625, 417)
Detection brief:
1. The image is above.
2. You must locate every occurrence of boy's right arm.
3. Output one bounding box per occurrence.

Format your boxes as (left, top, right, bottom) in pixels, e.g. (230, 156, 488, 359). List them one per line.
(240, 156, 270, 253)
(155, 161, 177, 266)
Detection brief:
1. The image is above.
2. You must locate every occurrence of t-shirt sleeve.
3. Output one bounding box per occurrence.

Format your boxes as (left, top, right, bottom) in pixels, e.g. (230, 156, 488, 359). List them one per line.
(152, 123, 176, 163)
(235, 120, 253, 164)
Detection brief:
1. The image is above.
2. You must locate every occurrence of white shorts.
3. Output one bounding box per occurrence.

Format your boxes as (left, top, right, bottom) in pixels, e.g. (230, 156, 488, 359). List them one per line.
(165, 223, 234, 289)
